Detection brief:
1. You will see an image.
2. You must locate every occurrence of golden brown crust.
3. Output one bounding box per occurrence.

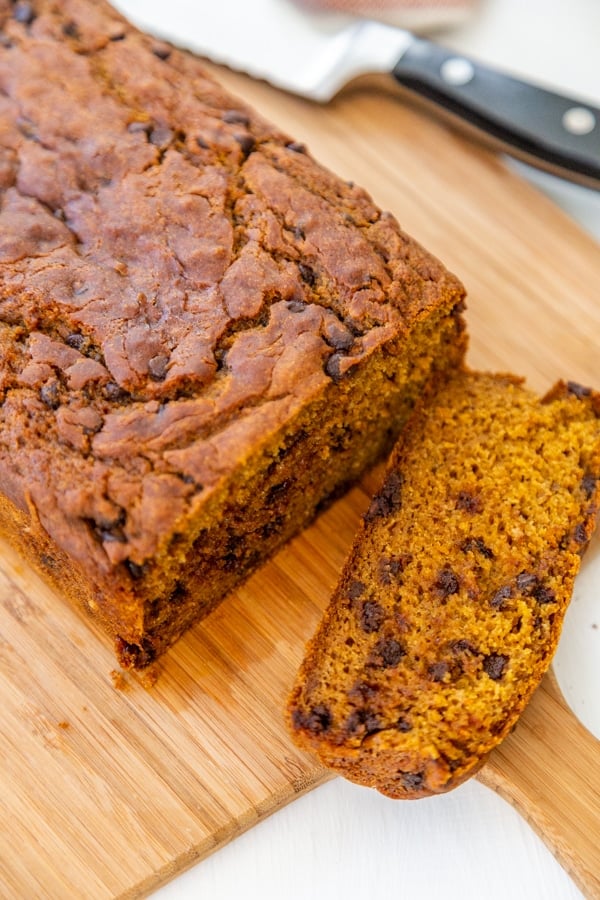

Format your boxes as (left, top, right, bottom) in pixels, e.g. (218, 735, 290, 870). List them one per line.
(287, 371, 600, 797)
(0, 0, 466, 666)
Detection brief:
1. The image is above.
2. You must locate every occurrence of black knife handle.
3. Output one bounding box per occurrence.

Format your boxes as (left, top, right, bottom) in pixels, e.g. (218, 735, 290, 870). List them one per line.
(393, 38, 600, 188)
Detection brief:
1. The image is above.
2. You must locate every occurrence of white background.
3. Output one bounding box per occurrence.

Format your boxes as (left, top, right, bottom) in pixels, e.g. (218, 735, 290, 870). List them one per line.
(112, 1, 600, 897)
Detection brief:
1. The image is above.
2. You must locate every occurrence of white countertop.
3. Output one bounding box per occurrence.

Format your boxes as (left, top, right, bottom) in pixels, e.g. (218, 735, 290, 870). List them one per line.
(110, 1, 600, 896)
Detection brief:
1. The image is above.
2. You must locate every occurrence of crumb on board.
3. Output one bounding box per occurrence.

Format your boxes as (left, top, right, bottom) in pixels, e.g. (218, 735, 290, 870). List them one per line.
(138, 663, 160, 690)
(110, 663, 160, 690)
(110, 669, 129, 691)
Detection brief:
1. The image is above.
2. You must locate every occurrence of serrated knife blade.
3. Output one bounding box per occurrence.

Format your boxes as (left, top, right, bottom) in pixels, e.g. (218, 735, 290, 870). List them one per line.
(114, 0, 600, 188)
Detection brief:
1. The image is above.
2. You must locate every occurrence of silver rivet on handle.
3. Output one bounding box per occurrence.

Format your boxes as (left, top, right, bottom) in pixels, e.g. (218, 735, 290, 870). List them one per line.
(439, 57, 475, 87)
(562, 106, 596, 136)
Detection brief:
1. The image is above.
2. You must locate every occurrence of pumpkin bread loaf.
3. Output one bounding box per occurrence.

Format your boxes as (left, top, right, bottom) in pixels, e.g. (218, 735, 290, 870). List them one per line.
(288, 372, 600, 797)
(0, 0, 466, 668)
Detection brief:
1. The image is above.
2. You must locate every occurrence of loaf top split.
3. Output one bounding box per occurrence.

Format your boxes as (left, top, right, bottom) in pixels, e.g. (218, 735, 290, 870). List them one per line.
(288, 372, 600, 797)
(0, 0, 464, 573)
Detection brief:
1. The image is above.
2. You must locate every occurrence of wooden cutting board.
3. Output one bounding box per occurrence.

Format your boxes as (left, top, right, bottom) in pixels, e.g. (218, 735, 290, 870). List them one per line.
(1, 64, 599, 900)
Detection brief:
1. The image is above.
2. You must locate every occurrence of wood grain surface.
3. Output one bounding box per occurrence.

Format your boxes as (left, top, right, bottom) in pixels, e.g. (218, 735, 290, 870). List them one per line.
(1, 65, 599, 899)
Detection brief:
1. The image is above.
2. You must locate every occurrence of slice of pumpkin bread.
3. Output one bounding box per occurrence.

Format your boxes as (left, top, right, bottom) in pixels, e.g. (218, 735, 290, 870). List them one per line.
(288, 371, 600, 798)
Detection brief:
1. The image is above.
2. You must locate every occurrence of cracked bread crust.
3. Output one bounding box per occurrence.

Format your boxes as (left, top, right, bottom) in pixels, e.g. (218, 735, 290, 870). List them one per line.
(287, 373, 600, 797)
(0, 0, 466, 667)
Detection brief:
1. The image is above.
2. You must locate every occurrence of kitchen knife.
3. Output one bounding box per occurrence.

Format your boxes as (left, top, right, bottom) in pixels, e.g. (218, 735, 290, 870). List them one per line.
(113, 0, 600, 189)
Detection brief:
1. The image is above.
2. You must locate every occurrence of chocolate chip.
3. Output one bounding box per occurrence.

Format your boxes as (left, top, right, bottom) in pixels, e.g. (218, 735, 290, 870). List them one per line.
(573, 522, 589, 544)
(286, 141, 306, 153)
(381, 471, 404, 511)
(276, 427, 308, 460)
(516, 572, 537, 593)
(109, 32, 126, 41)
(377, 557, 396, 586)
(99, 525, 126, 544)
(364, 713, 381, 734)
(65, 332, 86, 351)
(168, 581, 187, 604)
(325, 353, 345, 384)
(483, 653, 508, 680)
(128, 120, 153, 135)
(429, 661, 449, 682)
(235, 133, 255, 157)
(581, 473, 597, 499)
(148, 354, 169, 381)
(348, 681, 378, 703)
(100, 525, 125, 544)
(298, 263, 316, 286)
(40, 382, 60, 409)
(40, 553, 57, 570)
(149, 126, 174, 148)
(567, 381, 592, 399)
(532, 584, 556, 605)
(195, 136, 209, 149)
(286, 300, 306, 313)
(151, 44, 172, 60)
(365, 472, 403, 522)
(346, 710, 362, 734)
(292, 704, 331, 734)
(223, 110, 251, 125)
(402, 772, 424, 791)
(125, 559, 146, 580)
(433, 566, 459, 600)
(353, 711, 379, 734)
(377, 553, 411, 586)
(16, 116, 38, 141)
(326, 329, 354, 352)
(396, 717, 412, 732)
(261, 514, 285, 540)
(103, 381, 127, 401)
(348, 580, 366, 600)
(490, 584, 512, 610)
(62, 20, 80, 38)
(222, 552, 237, 573)
(360, 600, 385, 633)
(373, 637, 405, 668)
(451, 639, 476, 654)
(456, 490, 482, 513)
(460, 536, 494, 559)
(346, 709, 380, 735)
(13, 1, 36, 24)
(266, 479, 290, 504)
